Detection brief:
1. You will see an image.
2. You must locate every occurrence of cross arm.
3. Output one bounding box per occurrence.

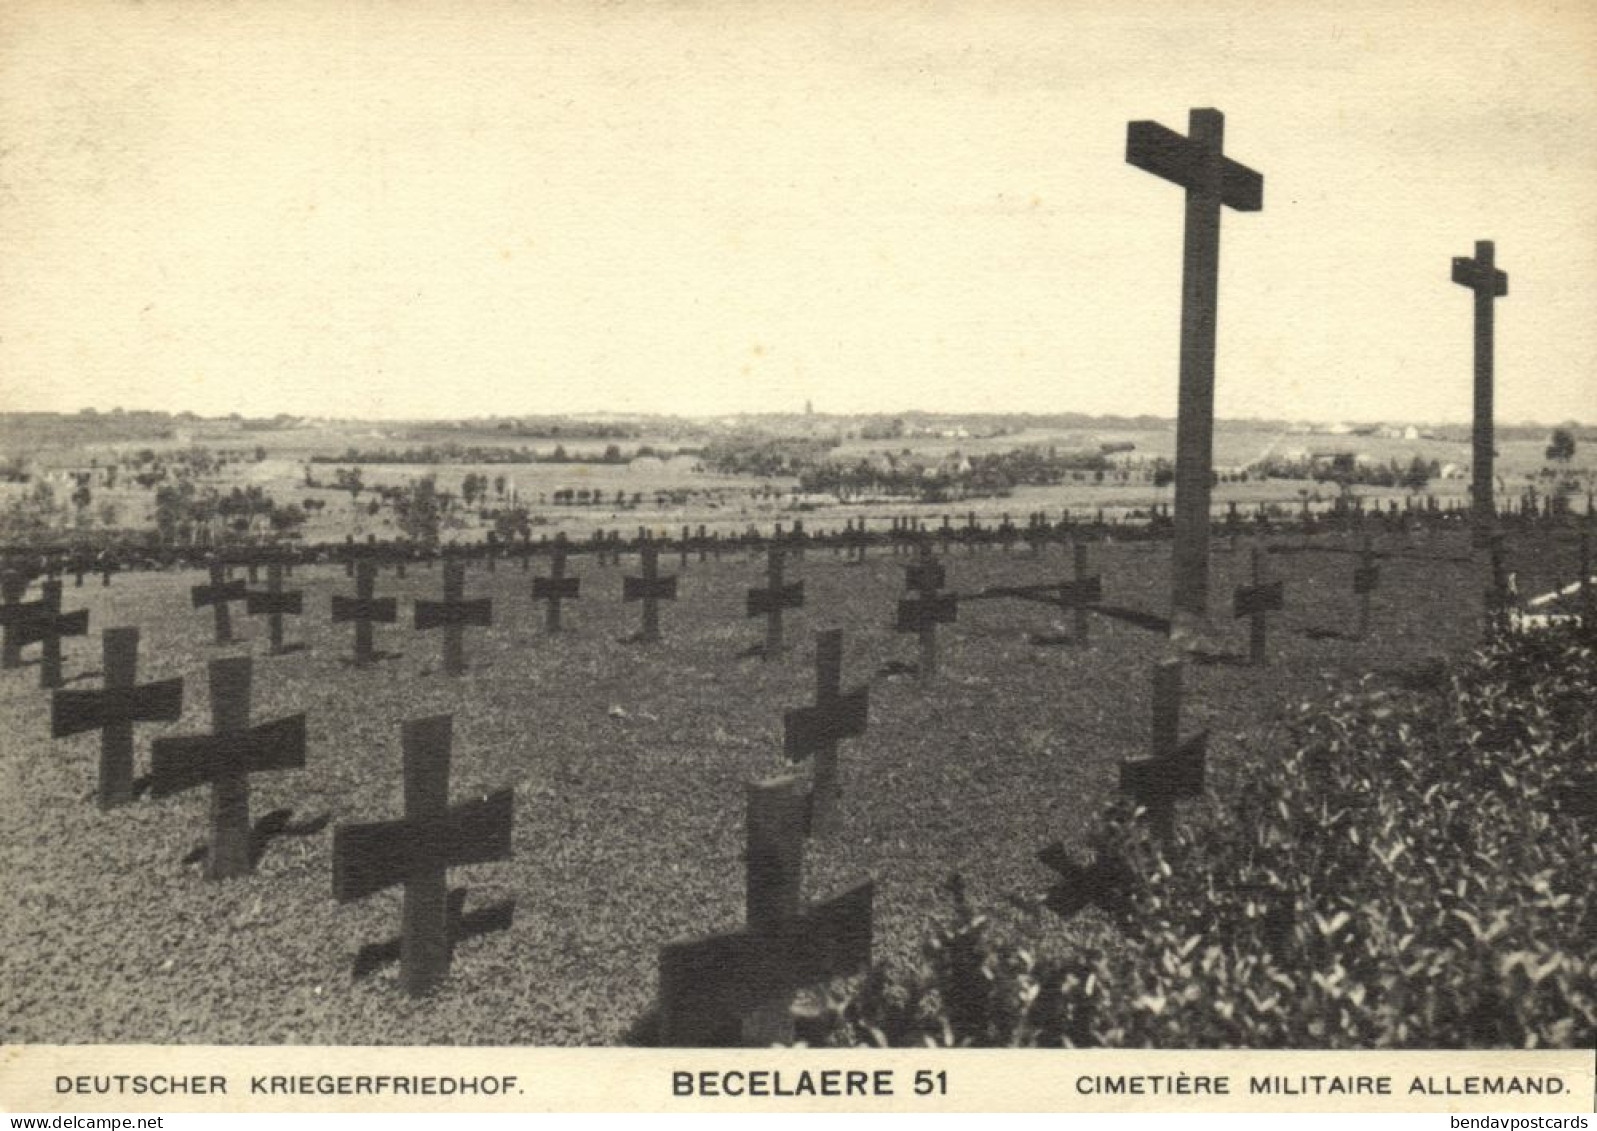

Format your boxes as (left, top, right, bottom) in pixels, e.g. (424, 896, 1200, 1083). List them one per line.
(1233, 579, 1285, 619)
(532, 576, 581, 600)
(895, 593, 958, 632)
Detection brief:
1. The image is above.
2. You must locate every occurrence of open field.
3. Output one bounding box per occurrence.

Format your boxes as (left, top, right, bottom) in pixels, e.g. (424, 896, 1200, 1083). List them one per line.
(1, 522, 1585, 1045)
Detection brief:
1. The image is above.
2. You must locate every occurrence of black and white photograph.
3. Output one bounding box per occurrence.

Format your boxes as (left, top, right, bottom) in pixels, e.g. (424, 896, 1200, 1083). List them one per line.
(0, 0, 1593, 1113)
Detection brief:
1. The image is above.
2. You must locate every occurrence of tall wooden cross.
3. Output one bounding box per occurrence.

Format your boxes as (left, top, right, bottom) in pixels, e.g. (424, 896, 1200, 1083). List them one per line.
(532, 535, 580, 633)
(415, 560, 492, 675)
(622, 544, 677, 642)
(896, 540, 956, 677)
(656, 774, 874, 1046)
(149, 657, 308, 879)
(191, 562, 247, 645)
(51, 627, 183, 809)
(1452, 240, 1508, 544)
(1127, 107, 1263, 635)
(1118, 658, 1208, 841)
(331, 560, 396, 666)
(245, 563, 304, 655)
(1232, 543, 1284, 665)
(20, 579, 90, 690)
(746, 544, 804, 657)
(332, 715, 514, 996)
(782, 629, 868, 833)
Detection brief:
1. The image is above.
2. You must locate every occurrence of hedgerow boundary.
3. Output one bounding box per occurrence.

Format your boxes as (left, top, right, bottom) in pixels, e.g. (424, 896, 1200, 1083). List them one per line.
(813, 621, 1596, 1048)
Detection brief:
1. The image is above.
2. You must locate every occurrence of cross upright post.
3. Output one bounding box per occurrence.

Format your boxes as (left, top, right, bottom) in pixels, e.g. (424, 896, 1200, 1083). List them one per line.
(1126, 107, 1263, 641)
(149, 657, 308, 879)
(51, 627, 184, 808)
(783, 629, 869, 833)
(332, 715, 514, 996)
(1452, 240, 1508, 546)
(746, 544, 804, 657)
(532, 534, 580, 633)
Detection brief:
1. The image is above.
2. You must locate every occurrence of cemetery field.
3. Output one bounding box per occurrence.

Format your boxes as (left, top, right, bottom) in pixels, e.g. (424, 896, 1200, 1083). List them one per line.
(0, 524, 1587, 1045)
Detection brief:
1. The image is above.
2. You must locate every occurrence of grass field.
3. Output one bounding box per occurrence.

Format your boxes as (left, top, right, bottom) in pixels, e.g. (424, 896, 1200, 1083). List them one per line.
(2, 521, 1587, 1045)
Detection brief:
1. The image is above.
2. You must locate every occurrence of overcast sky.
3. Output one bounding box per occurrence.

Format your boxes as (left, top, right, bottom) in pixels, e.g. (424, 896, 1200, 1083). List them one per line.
(2, 0, 1593, 423)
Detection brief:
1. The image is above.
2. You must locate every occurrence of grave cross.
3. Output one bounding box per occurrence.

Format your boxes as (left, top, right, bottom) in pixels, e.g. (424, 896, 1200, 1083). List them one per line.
(149, 656, 307, 880)
(51, 627, 183, 809)
(782, 629, 869, 833)
(1352, 533, 1380, 639)
(1126, 107, 1263, 634)
(622, 544, 677, 642)
(331, 560, 397, 666)
(415, 560, 492, 675)
(20, 579, 90, 690)
(531, 535, 580, 633)
(656, 774, 874, 1046)
(1060, 542, 1103, 642)
(896, 541, 956, 677)
(245, 563, 304, 655)
(746, 545, 804, 656)
(1118, 658, 1208, 841)
(1231, 543, 1284, 665)
(1452, 240, 1508, 544)
(191, 562, 247, 645)
(332, 715, 514, 996)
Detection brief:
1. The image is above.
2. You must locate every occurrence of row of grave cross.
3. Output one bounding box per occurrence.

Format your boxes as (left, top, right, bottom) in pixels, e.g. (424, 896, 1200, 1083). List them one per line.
(24, 523, 1533, 687)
